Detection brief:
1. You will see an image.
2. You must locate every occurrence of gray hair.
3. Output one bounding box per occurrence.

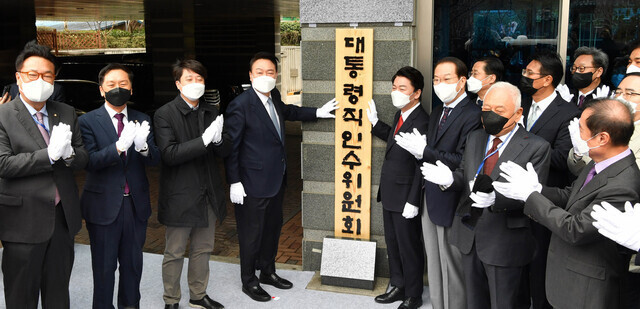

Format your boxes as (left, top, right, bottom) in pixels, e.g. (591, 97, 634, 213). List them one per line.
(574, 46, 609, 75)
(485, 81, 521, 110)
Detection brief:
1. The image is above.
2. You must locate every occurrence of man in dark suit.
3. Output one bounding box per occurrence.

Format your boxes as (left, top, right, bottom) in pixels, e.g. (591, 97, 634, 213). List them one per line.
(0, 41, 88, 308)
(366, 66, 429, 309)
(422, 82, 551, 308)
(519, 50, 580, 308)
(562, 47, 610, 109)
(395, 57, 481, 309)
(154, 59, 230, 309)
(494, 98, 640, 309)
(79, 63, 160, 309)
(224, 52, 338, 302)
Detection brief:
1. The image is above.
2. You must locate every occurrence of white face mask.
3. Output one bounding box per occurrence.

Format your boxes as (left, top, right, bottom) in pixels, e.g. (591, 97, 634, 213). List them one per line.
(627, 65, 640, 74)
(467, 76, 490, 94)
(252, 75, 276, 93)
(573, 133, 601, 156)
(434, 79, 461, 104)
(20, 76, 54, 103)
(391, 90, 414, 109)
(181, 82, 205, 101)
(615, 96, 638, 114)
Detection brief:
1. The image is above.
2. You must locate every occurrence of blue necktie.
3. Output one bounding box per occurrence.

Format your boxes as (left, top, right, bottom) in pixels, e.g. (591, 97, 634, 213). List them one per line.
(267, 97, 282, 140)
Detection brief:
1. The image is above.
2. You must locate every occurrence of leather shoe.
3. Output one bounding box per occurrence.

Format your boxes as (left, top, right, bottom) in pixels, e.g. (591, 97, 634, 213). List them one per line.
(398, 296, 422, 309)
(164, 304, 179, 309)
(189, 295, 224, 309)
(242, 284, 271, 302)
(259, 272, 293, 289)
(374, 286, 405, 304)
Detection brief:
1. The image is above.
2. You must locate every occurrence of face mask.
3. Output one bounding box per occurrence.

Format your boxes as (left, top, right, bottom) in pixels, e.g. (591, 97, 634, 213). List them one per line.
(19, 76, 54, 103)
(627, 65, 640, 74)
(181, 82, 205, 101)
(481, 110, 515, 135)
(519, 76, 541, 96)
(434, 79, 461, 103)
(104, 87, 131, 107)
(573, 134, 602, 156)
(615, 96, 637, 114)
(391, 90, 414, 109)
(467, 76, 490, 94)
(252, 75, 276, 93)
(571, 72, 594, 89)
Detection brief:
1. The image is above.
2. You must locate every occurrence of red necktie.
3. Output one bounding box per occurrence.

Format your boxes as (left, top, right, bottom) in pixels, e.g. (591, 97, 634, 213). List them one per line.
(483, 137, 502, 175)
(36, 112, 61, 205)
(394, 116, 404, 135)
(114, 113, 130, 194)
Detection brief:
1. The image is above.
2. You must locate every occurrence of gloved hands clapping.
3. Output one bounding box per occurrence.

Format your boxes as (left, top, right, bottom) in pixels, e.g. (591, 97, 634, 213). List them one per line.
(493, 161, 542, 202)
(395, 128, 427, 160)
(556, 84, 574, 102)
(115, 120, 136, 153)
(202, 115, 223, 146)
(48, 123, 72, 161)
(592, 201, 640, 251)
(421, 160, 454, 187)
(133, 120, 150, 152)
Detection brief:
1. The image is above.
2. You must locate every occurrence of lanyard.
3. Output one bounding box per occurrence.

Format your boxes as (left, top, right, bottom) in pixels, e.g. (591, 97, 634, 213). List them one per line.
(33, 115, 49, 135)
(474, 127, 516, 177)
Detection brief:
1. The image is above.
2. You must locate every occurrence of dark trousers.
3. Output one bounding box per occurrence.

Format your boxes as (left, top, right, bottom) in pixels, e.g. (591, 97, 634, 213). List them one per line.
(529, 222, 552, 309)
(1, 204, 74, 309)
(462, 243, 528, 309)
(382, 208, 424, 297)
(86, 196, 147, 309)
(235, 184, 285, 287)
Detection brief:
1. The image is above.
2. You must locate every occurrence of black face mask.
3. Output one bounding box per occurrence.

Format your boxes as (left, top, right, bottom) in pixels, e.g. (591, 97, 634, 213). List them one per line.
(571, 72, 594, 89)
(105, 87, 131, 107)
(482, 110, 514, 135)
(519, 76, 540, 96)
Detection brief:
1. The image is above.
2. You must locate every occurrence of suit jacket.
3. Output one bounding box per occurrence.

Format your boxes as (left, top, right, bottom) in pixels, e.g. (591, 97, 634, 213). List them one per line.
(522, 94, 579, 188)
(422, 95, 482, 226)
(0, 97, 88, 243)
(448, 126, 551, 267)
(224, 88, 316, 198)
(569, 83, 609, 110)
(524, 153, 640, 309)
(79, 105, 160, 225)
(154, 95, 232, 227)
(372, 105, 429, 212)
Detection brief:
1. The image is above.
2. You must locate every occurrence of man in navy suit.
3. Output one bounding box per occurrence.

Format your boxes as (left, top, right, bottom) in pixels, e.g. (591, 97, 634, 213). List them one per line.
(224, 52, 338, 302)
(79, 63, 160, 309)
(396, 57, 481, 309)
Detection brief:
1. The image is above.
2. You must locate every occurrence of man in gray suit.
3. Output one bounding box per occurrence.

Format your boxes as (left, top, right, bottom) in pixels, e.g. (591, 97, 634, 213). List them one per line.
(0, 41, 88, 308)
(421, 82, 551, 308)
(495, 98, 640, 309)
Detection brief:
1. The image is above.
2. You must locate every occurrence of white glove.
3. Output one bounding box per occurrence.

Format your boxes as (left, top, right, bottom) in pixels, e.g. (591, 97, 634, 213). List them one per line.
(568, 117, 589, 156)
(556, 84, 574, 102)
(594, 85, 611, 99)
(395, 128, 427, 160)
(115, 121, 136, 153)
(230, 182, 247, 205)
(366, 99, 378, 126)
(420, 160, 454, 187)
(202, 115, 223, 146)
(493, 161, 542, 202)
(470, 191, 496, 208)
(133, 121, 150, 151)
(316, 98, 339, 119)
(60, 127, 74, 159)
(401, 203, 419, 219)
(48, 124, 68, 161)
(592, 201, 640, 251)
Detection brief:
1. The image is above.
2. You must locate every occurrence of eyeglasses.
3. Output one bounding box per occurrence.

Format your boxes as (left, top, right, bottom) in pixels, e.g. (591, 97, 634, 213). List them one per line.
(433, 77, 459, 85)
(521, 69, 545, 77)
(570, 66, 596, 74)
(614, 90, 640, 99)
(18, 71, 55, 83)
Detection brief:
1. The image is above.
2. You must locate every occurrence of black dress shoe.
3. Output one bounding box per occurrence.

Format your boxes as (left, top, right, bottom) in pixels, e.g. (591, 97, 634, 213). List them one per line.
(259, 272, 293, 289)
(398, 296, 422, 309)
(242, 284, 272, 302)
(189, 295, 224, 309)
(164, 304, 179, 309)
(374, 286, 405, 304)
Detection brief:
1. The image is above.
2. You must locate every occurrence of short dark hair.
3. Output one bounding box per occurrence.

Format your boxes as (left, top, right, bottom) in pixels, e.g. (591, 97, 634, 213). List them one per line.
(98, 63, 134, 85)
(478, 56, 504, 81)
(392, 66, 425, 100)
(530, 50, 564, 88)
(436, 57, 468, 79)
(583, 98, 634, 147)
(249, 52, 279, 72)
(573, 46, 609, 75)
(15, 40, 58, 73)
(172, 59, 208, 81)
(625, 72, 640, 79)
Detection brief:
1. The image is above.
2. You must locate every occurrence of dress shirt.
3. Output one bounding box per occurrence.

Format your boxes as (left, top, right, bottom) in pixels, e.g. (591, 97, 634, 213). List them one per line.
(528, 91, 557, 127)
(593, 148, 632, 174)
(105, 104, 148, 155)
(253, 88, 281, 128)
(439, 92, 467, 123)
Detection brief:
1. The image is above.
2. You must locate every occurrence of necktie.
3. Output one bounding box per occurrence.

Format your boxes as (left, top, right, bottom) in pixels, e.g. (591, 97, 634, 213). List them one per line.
(36, 112, 61, 205)
(438, 107, 452, 133)
(394, 116, 404, 135)
(581, 166, 597, 190)
(114, 113, 130, 194)
(477, 99, 483, 106)
(483, 137, 502, 175)
(267, 97, 282, 141)
(527, 103, 539, 131)
(578, 95, 585, 108)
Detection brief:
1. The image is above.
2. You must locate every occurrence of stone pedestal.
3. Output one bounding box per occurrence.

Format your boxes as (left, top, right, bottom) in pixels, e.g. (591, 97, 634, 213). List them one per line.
(320, 237, 377, 290)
